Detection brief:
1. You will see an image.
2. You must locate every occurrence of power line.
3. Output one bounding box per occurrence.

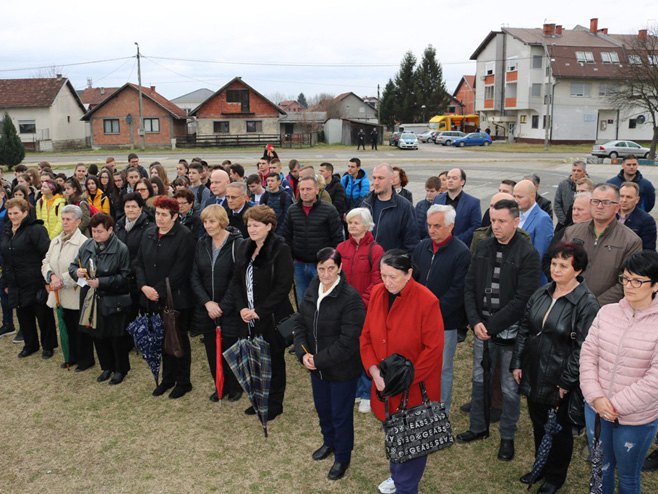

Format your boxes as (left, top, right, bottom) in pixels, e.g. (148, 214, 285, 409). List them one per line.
(0, 56, 135, 73)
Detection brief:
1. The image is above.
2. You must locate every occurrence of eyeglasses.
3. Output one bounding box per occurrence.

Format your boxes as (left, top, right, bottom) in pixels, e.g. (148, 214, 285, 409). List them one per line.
(618, 275, 654, 288)
(590, 199, 619, 207)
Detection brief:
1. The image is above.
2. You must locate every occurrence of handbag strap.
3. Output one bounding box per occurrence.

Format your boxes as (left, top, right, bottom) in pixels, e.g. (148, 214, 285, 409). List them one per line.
(419, 382, 430, 404)
(165, 277, 174, 309)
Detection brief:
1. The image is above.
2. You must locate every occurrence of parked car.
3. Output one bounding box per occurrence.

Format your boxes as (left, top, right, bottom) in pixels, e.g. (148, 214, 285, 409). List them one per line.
(398, 132, 419, 150)
(452, 132, 492, 147)
(591, 140, 650, 159)
(417, 131, 437, 143)
(435, 131, 466, 146)
(389, 132, 401, 146)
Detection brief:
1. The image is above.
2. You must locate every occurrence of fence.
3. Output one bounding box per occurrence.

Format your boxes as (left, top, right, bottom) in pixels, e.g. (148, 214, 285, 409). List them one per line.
(175, 133, 317, 149)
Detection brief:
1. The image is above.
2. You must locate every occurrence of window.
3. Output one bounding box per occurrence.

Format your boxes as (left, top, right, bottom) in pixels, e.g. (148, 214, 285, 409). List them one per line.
(570, 82, 591, 97)
(532, 55, 543, 69)
(485, 62, 495, 75)
(575, 51, 594, 63)
(103, 119, 120, 134)
(213, 121, 229, 133)
(507, 58, 518, 72)
(143, 118, 160, 133)
(531, 115, 539, 129)
(520, 115, 527, 124)
(18, 120, 36, 134)
(246, 120, 262, 133)
(226, 89, 247, 103)
(531, 84, 542, 97)
(601, 52, 620, 64)
(599, 83, 614, 97)
(629, 119, 637, 129)
(649, 55, 658, 66)
(447, 106, 456, 113)
(484, 86, 494, 99)
(628, 55, 642, 65)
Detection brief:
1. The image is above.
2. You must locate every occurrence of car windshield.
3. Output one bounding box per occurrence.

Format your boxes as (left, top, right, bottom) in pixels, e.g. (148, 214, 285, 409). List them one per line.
(401, 133, 416, 139)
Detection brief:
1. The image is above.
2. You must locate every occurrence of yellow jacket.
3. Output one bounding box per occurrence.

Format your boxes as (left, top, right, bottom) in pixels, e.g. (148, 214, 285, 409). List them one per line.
(87, 190, 111, 215)
(36, 194, 66, 239)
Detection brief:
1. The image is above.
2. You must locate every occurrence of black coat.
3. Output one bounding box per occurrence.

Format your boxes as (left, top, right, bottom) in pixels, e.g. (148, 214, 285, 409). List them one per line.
(179, 211, 204, 240)
(115, 211, 152, 263)
(228, 204, 250, 239)
(69, 234, 132, 338)
(283, 199, 343, 263)
(324, 174, 347, 218)
(511, 280, 599, 405)
(464, 231, 541, 337)
(223, 232, 293, 339)
(134, 221, 195, 313)
(294, 274, 365, 381)
(398, 187, 413, 204)
(1, 216, 50, 308)
(190, 228, 246, 337)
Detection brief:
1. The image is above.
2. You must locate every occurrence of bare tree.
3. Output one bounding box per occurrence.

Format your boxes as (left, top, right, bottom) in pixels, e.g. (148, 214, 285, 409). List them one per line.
(31, 66, 64, 79)
(609, 29, 658, 159)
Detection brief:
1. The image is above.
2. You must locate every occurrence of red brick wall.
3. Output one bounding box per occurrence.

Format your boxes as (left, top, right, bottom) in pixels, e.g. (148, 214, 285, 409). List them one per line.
(455, 84, 475, 115)
(196, 80, 280, 118)
(90, 87, 181, 147)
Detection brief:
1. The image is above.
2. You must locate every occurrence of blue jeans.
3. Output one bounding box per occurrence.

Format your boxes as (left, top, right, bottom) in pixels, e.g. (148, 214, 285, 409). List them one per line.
(440, 329, 458, 414)
(390, 455, 428, 494)
(585, 403, 658, 494)
(294, 261, 317, 304)
(356, 370, 371, 400)
(469, 338, 520, 440)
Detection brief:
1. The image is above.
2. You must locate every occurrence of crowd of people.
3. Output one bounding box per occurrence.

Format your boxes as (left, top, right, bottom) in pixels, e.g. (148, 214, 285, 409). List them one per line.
(1, 149, 658, 494)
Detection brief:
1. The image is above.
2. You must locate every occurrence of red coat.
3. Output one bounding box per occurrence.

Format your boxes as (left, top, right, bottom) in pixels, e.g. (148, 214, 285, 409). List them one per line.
(360, 278, 444, 422)
(336, 231, 384, 307)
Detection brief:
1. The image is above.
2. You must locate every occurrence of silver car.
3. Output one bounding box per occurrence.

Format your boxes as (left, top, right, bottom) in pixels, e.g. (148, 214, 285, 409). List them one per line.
(434, 131, 466, 146)
(591, 140, 650, 159)
(397, 133, 419, 150)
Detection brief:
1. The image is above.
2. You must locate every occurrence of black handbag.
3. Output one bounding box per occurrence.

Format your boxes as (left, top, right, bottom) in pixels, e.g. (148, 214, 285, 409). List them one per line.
(163, 278, 183, 358)
(276, 313, 298, 347)
(384, 382, 454, 464)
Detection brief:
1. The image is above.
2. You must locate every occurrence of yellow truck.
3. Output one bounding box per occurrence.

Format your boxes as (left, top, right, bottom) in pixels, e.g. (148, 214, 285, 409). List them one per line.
(429, 114, 480, 133)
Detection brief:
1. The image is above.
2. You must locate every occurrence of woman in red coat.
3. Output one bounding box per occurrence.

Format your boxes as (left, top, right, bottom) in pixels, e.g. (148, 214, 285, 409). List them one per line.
(336, 207, 384, 413)
(360, 250, 444, 494)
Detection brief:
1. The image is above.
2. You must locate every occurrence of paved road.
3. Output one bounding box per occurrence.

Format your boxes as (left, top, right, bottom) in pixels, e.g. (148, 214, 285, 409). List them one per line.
(26, 142, 658, 214)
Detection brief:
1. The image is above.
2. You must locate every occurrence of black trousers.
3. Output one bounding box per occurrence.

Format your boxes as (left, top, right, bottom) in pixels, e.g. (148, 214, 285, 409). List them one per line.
(16, 303, 57, 352)
(61, 308, 95, 367)
(265, 330, 286, 415)
(527, 398, 574, 487)
(203, 331, 241, 396)
(162, 331, 191, 386)
(94, 334, 131, 374)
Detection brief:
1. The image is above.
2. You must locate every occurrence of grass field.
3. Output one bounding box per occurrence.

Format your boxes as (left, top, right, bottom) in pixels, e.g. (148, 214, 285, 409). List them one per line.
(1, 329, 657, 493)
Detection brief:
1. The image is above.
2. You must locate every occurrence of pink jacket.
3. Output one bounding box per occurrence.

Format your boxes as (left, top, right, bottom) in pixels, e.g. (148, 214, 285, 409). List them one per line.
(580, 297, 658, 425)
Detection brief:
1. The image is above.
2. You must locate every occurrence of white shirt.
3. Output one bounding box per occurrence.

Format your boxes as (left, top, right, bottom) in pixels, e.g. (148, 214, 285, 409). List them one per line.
(317, 277, 341, 310)
(519, 202, 538, 229)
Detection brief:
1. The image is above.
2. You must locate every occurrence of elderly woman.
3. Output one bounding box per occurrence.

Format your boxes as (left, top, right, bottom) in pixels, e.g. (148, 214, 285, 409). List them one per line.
(224, 205, 294, 419)
(580, 251, 658, 494)
(511, 242, 599, 493)
(41, 205, 94, 371)
(1, 198, 57, 358)
(336, 207, 384, 414)
(36, 179, 66, 239)
(294, 247, 366, 481)
(175, 189, 203, 240)
(360, 250, 444, 494)
(135, 196, 195, 399)
(190, 205, 245, 402)
(69, 213, 132, 385)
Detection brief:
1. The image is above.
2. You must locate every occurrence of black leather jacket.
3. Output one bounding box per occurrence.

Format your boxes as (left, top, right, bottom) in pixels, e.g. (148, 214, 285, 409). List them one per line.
(510, 279, 599, 405)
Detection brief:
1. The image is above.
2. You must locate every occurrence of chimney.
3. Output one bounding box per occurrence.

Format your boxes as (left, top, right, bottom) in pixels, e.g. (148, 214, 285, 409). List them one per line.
(639, 29, 648, 41)
(598, 28, 608, 34)
(56, 73, 62, 80)
(543, 23, 556, 36)
(150, 85, 156, 92)
(590, 18, 598, 33)
(100, 87, 105, 95)
(556, 25, 563, 35)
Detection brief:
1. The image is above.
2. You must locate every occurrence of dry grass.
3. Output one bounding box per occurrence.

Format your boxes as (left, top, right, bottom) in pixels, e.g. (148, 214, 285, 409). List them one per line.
(1, 330, 657, 494)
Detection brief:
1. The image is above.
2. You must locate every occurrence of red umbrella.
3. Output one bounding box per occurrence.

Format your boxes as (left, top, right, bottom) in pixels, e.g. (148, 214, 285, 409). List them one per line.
(215, 325, 224, 400)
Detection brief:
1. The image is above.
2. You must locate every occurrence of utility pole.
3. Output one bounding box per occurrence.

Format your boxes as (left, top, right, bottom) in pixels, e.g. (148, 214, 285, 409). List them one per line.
(135, 42, 145, 151)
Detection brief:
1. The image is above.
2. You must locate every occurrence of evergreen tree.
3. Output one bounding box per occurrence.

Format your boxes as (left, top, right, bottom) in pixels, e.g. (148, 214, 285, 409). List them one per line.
(394, 51, 418, 123)
(0, 113, 25, 170)
(379, 79, 398, 127)
(297, 92, 308, 109)
(415, 45, 449, 123)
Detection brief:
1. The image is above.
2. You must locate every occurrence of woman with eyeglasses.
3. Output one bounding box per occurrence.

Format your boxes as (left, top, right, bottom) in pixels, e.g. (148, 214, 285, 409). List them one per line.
(134, 178, 155, 219)
(580, 251, 658, 494)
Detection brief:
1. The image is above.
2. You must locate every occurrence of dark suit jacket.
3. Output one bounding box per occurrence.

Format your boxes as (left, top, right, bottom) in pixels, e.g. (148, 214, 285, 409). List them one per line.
(623, 207, 657, 251)
(433, 191, 481, 247)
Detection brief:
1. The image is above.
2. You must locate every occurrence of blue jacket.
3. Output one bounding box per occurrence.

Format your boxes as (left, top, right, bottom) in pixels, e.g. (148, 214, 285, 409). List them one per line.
(622, 207, 657, 251)
(415, 199, 432, 240)
(607, 169, 656, 213)
(412, 236, 471, 329)
(341, 168, 369, 210)
(433, 191, 481, 247)
(520, 205, 554, 284)
(362, 190, 419, 253)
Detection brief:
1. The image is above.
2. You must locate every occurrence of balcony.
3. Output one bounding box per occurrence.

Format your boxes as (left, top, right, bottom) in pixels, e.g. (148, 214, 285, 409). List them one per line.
(484, 74, 495, 85)
(505, 97, 517, 108)
(484, 99, 494, 109)
(505, 71, 518, 82)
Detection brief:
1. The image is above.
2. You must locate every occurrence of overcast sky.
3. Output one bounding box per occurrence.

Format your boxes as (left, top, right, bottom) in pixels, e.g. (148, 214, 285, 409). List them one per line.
(2, 0, 655, 102)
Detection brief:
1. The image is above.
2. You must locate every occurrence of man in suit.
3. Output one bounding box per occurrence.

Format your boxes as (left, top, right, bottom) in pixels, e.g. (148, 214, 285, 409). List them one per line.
(226, 181, 251, 238)
(513, 179, 554, 262)
(619, 182, 656, 251)
(433, 167, 481, 247)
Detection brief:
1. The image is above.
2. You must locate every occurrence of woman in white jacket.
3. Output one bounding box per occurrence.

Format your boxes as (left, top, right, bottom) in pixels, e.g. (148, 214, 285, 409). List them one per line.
(580, 250, 658, 494)
(41, 205, 94, 371)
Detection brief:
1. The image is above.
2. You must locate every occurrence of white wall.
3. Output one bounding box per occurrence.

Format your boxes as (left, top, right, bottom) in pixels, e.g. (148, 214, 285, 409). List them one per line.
(7, 108, 50, 143)
(49, 85, 87, 142)
(323, 119, 343, 144)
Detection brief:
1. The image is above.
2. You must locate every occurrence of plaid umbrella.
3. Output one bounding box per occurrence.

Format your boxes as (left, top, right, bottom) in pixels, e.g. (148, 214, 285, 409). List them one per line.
(126, 313, 165, 384)
(54, 290, 70, 368)
(215, 324, 224, 400)
(223, 335, 272, 437)
(589, 414, 604, 494)
(525, 407, 563, 489)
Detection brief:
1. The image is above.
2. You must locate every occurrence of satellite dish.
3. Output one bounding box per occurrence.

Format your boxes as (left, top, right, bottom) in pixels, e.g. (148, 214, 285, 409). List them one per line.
(637, 115, 646, 124)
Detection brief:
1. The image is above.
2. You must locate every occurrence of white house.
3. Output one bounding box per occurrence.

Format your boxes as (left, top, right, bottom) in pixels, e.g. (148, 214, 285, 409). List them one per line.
(470, 19, 655, 143)
(0, 76, 88, 151)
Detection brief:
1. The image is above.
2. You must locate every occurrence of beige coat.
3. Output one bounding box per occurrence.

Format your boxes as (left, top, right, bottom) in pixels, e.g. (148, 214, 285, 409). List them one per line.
(41, 229, 87, 310)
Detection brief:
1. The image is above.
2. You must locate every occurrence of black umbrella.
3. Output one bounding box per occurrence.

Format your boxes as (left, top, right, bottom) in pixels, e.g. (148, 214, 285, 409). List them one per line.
(524, 407, 563, 489)
(589, 414, 604, 494)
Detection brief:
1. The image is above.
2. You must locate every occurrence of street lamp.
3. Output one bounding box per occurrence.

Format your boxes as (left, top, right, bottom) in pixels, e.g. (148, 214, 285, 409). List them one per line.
(421, 105, 427, 124)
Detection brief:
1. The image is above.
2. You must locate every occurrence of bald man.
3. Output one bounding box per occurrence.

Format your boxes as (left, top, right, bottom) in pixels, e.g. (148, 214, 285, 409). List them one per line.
(433, 167, 482, 246)
(202, 169, 231, 210)
(513, 180, 553, 261)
